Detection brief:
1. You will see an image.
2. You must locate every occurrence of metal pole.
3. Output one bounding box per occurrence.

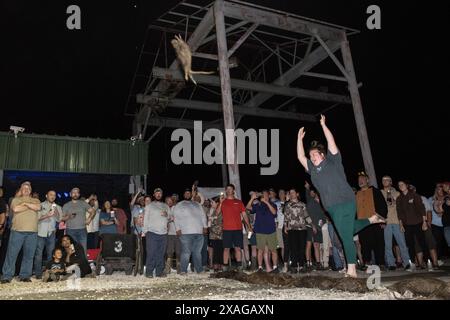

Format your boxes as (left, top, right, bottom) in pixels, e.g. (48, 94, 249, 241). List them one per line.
(340, 33, 378, 187)
(214, 0, 242, 199)
(221, 138, 229, 187)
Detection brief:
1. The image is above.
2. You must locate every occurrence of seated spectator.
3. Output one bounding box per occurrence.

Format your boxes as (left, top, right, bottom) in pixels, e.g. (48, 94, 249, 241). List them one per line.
(59, 235, 92, 278)
(42, 248, 66, 282)
(99, 201, 118, 235)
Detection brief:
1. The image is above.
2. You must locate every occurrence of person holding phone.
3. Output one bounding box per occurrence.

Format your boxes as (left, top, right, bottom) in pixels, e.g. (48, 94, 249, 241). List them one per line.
(143, 188, 170, 278)
(62, 188, 96, 252)
(33, 190, 62, 279)
(99, 201, 118, 235)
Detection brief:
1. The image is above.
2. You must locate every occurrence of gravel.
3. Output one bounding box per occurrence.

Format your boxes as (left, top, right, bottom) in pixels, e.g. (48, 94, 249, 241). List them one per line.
(0, 272, 394, 300)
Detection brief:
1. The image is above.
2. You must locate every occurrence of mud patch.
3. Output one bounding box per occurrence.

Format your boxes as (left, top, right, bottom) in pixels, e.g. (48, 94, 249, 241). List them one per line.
(211, 271, 370, 293)
(389, 277, 450, 300)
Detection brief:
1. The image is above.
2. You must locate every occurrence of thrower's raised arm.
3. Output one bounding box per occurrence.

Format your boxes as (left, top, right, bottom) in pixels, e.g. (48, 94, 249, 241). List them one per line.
(297, 127, 308, 171)
(320, 115, 339, 155)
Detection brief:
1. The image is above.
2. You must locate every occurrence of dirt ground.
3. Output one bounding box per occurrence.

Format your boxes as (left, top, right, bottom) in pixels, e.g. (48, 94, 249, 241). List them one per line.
(1, 266, 449, 300)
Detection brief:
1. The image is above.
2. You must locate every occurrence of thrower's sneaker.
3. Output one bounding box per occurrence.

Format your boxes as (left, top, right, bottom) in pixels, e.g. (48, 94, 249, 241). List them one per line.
(437, 260, 444, 267)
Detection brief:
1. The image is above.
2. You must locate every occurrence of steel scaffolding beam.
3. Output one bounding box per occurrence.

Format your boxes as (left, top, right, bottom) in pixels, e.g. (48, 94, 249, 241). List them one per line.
(145, 67, 350, 105)
(340, 32, 377, 187)
(223, 1, 345, 41)
(151, 98, 317, 122)
(215, 0, 242, 198)
(244, 40, 342, 107)
(145, 117, 220, 130)
(130, 0, 373, 195)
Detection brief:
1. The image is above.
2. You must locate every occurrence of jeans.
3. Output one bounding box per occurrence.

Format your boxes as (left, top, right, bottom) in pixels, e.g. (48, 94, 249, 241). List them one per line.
(166, 235, 181, 260)
(145, 232, 168, 276)
(67, 228, 87, 253)
(201, 234, 208, 267)
(2, 231, 37, 280)
(384, 224, 411, 267)
(328, 224, 343, 269)
(444, 227, 450, 247)
(33, 232, 56, 277)
(179, 234, 204, 273)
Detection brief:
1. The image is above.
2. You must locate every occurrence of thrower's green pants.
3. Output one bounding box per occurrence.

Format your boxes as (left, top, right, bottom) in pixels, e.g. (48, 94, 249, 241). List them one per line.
(327, 201, 370, 264)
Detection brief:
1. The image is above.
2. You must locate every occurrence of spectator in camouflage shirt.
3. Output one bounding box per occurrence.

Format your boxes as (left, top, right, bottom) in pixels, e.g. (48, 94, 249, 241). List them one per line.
(284, 188, 316, 273)
(209, 197, 223, 272)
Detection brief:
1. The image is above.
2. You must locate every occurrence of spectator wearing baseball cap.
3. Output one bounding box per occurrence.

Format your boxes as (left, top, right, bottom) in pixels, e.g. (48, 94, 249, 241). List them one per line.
(173, 188, 208, 274)
(143, 188, 170, 277)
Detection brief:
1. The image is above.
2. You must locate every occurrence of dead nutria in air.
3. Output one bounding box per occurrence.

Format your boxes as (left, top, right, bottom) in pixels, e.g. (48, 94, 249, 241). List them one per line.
(171, 34, 214, 85)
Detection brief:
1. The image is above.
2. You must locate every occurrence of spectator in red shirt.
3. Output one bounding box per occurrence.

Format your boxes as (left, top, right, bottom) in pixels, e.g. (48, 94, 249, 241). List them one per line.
(218, 184, 252, 271)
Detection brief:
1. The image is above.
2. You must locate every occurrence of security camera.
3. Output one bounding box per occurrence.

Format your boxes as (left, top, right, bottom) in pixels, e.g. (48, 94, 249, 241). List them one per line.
(10, 126, 25, 138)
(130, 135, 138, 146)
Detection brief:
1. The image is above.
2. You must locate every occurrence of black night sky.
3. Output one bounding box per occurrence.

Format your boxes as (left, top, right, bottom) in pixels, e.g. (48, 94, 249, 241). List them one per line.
(1, 0, 449, 200)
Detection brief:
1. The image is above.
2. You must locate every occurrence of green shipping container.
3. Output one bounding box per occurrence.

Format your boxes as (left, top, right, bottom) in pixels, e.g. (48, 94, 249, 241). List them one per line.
(0, 132, 148, 175)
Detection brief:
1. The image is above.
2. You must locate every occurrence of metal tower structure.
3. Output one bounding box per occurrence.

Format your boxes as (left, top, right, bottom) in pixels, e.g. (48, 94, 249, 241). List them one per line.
(126, 0, 377, 197)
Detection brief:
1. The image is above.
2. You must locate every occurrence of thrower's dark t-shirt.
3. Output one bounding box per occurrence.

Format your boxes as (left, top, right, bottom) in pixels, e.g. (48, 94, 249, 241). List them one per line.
(307, 151, 355, 210)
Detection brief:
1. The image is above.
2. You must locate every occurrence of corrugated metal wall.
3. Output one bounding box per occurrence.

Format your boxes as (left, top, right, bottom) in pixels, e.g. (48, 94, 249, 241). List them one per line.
(0, 132, 148, 175)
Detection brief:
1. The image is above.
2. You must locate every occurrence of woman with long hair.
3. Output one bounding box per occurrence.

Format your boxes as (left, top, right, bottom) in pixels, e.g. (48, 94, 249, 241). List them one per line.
(99, 201, 118, 235)
(297, 115, 385, 278)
